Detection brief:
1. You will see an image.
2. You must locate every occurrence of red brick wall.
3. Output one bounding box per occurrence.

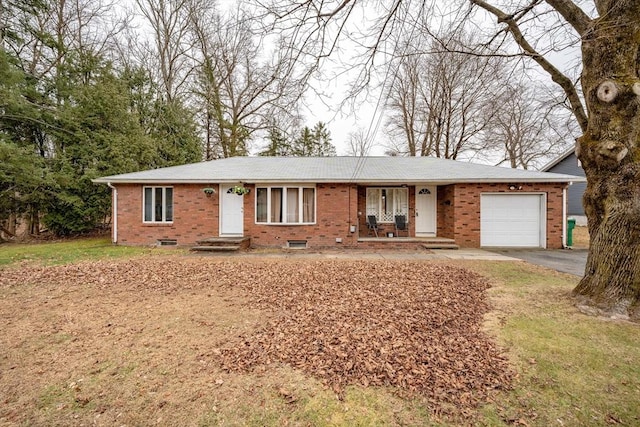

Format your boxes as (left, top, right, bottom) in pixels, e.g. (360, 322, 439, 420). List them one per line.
(113, 181, 566, 249)
(247, 183, 359, 249)
(114, 183, 360, 248)
(437, 185, 456, 239)
(447, 183, 566, 249)
(114, 183, 219, 246)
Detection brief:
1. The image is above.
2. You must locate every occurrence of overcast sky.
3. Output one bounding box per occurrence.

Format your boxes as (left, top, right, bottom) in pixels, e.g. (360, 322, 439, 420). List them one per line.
(214, 0, 582, 160)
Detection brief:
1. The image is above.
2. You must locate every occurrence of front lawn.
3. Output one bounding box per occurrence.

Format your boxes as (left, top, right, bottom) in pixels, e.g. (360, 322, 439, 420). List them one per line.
(0, 237, 164, 266)
(0, 241, 637, 426)
(472, 261, 640, 426)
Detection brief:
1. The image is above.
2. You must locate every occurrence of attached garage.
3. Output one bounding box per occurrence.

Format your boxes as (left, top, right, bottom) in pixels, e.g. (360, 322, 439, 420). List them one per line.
(480, 194, 546, 248)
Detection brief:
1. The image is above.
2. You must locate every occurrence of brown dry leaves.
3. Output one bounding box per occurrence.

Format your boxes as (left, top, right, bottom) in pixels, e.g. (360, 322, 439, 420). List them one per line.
(213, 260, 513, 411)
(1, 257, 512, 417)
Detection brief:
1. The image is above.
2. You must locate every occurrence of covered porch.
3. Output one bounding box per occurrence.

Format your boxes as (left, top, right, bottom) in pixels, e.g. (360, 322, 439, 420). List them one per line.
(357, 184, 441, 239)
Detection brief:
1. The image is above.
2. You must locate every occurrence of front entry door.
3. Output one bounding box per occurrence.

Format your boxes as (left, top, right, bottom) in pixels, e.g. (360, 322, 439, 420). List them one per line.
(220, 184, 244, 236)
(415, 186, 436, 236)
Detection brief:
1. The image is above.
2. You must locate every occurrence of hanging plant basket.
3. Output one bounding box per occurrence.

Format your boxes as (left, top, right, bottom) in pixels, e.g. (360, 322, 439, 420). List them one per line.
(227, 185, 250, 196)
(202, 187, 216, 196)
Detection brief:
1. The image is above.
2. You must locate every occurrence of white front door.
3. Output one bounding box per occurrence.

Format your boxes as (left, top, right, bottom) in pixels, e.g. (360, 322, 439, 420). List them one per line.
(415, 186, 436, 236)
(220, 184, 244, 236)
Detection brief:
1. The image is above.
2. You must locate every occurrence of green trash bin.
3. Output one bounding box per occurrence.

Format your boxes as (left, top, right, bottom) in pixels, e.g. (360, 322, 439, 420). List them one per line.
(567, 217, 576, 247)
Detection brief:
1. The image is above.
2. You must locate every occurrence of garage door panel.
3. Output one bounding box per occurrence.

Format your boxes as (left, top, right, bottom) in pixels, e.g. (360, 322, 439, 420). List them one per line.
(481, 230, 541, 247)
(481, 194, 544, 247)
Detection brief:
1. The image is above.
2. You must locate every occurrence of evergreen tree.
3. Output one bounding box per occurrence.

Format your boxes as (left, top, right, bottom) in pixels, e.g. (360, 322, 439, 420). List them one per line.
(292, 122, 336, 156)
(259, 125, 293, 156)
(44, 57, 158, 235)
(311, 122, 336, 156)
(0, 141, 48, 239)
(0, 48, 52, 236)
(149, 100, 203, 167)
(0, 0, 204, 237)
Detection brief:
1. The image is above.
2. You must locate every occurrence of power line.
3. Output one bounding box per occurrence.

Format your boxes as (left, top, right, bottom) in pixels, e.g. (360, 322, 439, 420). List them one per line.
(349, 1, 418, 183)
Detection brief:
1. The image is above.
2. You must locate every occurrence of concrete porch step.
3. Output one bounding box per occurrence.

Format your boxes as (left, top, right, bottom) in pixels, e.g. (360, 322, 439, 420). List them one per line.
(191, 236, 251, 252)
(421, 243, 460, 250)
(419, 238, 459, 250)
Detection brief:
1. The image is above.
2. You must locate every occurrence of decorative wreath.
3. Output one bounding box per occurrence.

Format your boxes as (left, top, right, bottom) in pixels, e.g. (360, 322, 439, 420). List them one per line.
(227, 186, 250, 195)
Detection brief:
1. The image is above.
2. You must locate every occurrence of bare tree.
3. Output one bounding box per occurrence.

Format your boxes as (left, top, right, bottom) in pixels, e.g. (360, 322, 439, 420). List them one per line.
(134, 0, 194, 102)
(4, 0, 127, 80)
(188, 6, 304, 158)
(346, 127, 370, 156)
(386, 31, 504, 159)
(256, 0, 640, 321)
(490, 81, 576, 169)
(385, 49, 422, 156)
(470, 1, 640, 320)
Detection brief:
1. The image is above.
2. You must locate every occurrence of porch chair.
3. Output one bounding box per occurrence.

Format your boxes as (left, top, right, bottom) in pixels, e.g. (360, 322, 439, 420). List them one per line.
(367, 215, 381, 237)
(394, 214, 408, 237)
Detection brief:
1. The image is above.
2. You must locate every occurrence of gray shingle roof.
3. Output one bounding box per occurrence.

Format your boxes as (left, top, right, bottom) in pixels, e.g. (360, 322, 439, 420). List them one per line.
(93, 156, 585, 184)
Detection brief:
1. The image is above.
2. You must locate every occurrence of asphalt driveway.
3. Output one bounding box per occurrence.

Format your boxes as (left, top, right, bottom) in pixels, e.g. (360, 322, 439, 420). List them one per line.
(492, 249, 588, 277)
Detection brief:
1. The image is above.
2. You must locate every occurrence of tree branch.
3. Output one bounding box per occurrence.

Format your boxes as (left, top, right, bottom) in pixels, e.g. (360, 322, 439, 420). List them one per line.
(544, 0, 592, 35)
(470, 0, 588, 132)
(317, 0, 353, 19)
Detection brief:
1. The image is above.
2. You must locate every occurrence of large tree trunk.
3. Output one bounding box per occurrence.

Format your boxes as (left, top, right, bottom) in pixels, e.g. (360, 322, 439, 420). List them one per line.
(573, 3, 640, 320)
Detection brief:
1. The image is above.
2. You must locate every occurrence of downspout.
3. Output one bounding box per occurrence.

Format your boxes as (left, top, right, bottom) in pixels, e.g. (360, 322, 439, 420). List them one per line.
(562, 184, 569, 248)
(107, 183, 117, 244)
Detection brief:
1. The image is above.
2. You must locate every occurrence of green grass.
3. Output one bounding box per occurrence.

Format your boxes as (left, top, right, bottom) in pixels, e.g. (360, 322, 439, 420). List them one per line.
(295, 387, 434, 426)
(198, 384, 437, 427)
(0, 237, 174, 266)
(469, 262, 640, 426)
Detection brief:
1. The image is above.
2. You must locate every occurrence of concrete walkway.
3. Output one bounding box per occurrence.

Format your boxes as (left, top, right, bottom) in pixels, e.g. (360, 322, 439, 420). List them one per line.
(191, 247, 587, 277)
(254, 248, 587, 277)
(199, 248, 519, 261)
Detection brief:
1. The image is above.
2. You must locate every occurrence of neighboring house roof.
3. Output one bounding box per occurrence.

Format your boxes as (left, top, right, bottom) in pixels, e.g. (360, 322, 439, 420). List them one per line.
(94, 156, 586, 184)
(541, 147, 580, 172)
(541, 147, 586, 217)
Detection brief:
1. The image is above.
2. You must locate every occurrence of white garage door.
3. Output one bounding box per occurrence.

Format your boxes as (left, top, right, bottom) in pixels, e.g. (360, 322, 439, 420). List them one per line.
(480, 194, 545, 247)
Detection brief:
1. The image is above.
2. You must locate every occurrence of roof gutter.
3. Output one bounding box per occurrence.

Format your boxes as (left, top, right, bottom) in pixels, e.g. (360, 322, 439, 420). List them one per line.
(93, 177, 587, 185)
(107, 182, 117, 244)
(562, 185, 568, 248)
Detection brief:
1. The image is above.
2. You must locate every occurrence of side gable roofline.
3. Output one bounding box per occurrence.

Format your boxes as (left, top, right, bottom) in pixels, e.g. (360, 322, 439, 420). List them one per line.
(541, 146, 577, 172)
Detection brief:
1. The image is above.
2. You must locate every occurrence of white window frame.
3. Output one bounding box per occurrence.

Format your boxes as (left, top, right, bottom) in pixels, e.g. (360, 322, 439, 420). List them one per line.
(142, 186, 173, 223)
(366, 187, 409, 223)
(255, 185, 316, 225)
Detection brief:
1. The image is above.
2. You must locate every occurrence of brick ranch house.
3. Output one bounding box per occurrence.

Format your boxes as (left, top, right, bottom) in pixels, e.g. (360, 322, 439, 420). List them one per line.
(94, 156, 585, 250)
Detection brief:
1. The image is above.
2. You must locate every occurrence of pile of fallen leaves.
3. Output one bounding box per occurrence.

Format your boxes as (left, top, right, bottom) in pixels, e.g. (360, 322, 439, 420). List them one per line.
(0, 257, 218, 293)
(1, 257, 513, 414)
(214, 260, 513, 412)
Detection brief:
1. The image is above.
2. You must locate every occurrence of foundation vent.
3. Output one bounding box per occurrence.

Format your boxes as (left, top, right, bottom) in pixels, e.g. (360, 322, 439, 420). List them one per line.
(157, 239, 178, 246)
(287, 240, 308, 249)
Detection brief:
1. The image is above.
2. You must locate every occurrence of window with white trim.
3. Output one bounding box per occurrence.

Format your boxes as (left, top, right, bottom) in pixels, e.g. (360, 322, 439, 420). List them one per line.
(366, 187, 408, 222)
(143, 186, 173, 223)
(256, 186, 315, 224)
